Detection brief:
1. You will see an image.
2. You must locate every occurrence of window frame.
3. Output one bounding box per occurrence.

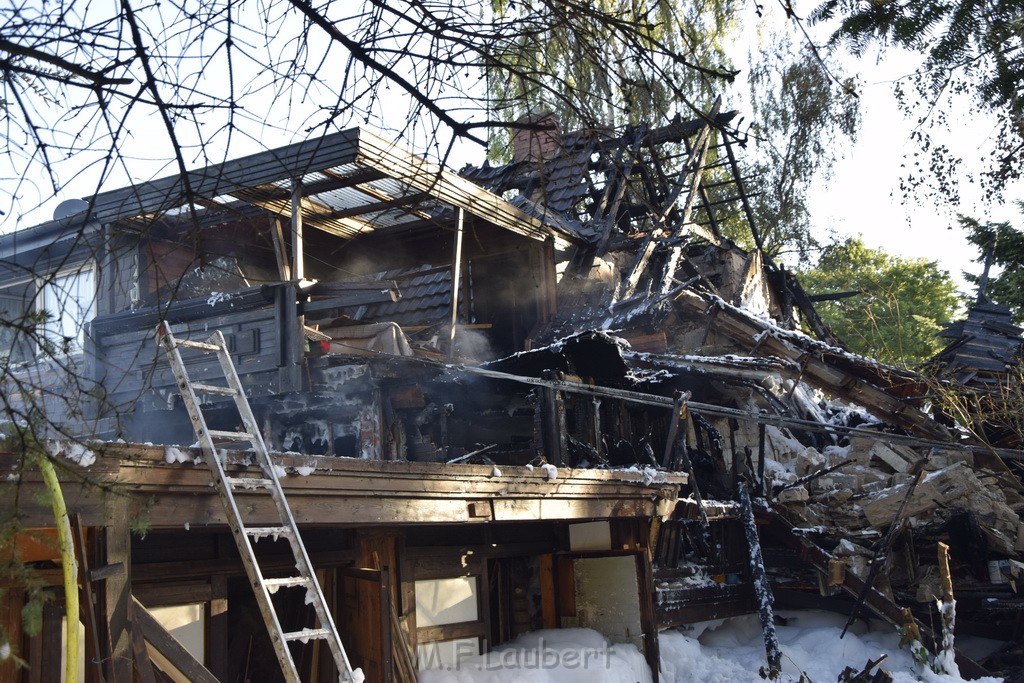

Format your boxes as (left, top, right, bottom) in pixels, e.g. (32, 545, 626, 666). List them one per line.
(36, 263, 97, 357)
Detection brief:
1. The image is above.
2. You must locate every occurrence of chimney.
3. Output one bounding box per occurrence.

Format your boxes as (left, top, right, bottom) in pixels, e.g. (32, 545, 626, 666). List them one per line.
(511, 112, 562, 163)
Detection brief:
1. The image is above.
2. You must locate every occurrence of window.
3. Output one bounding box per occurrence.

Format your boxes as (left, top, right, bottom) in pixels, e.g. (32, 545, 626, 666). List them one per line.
(40, 267, 95, 354)
(0, 280, 36, 364)
(415, 576, 483, 670)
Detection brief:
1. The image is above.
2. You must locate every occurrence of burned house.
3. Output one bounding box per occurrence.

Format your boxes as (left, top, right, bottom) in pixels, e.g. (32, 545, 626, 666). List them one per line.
(1, 106, 1023, 682)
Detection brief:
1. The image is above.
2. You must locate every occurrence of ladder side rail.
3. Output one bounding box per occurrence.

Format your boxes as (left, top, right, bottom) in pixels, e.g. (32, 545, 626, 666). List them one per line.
(206, 331, 356, 680)
(158, 326, 304, 683)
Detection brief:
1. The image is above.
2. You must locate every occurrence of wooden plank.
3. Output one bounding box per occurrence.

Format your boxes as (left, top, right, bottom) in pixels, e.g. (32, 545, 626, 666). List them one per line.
(356, 130, 574, 247)
(674, 290, 950, 441)
(208, 576, 229, 683)
(0, 590, 22, 682)
(7, 445, 685, 528)
(635, 548, 660, 683)
(104, 498, 132, 683)
(415, 621, 486, 644)
(130, 610, 158, 683)
(555, 556, 576, 617)
(71, 516, 107, 683)
(132, 583, 213, 608)
(539, 554, 558, 629)
(132, 596, 219, 683)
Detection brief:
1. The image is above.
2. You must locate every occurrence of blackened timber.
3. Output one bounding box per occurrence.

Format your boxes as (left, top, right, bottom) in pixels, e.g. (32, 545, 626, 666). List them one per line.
(757, 423, 766, 497)
(466, 364, 678, 409)
(763, 509, 991, 679)
(674, 289, 952, 441)
(541, 370, 567, 466)
(738, 482, 782, 676)
(277, 282, 303, 391)
(662, 393, 689, 468)
(617, 236, 659, 302)
(722, 134, 763, 251)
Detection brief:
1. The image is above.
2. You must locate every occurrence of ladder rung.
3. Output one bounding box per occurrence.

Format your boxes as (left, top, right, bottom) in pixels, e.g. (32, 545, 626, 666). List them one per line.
(245, 526, 292, 538)
(283, 628, 330, 642)
(208, 429, 254, 441)
(173, 338, 223, 352)
(264, 577, 312, 589)
(192, 383, 238, 396)
(225, 477, 273, 489)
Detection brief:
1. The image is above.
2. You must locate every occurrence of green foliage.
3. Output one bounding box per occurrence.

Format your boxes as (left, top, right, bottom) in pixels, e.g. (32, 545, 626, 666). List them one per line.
(959, 204, 1024, 323)
(898, 627, 931, 669)
(812, 0, 1024, 199)
(0, 518, 53, 642)
(799, 237, 960, 366)
(485, 0, 740, 160)
(745, 40, 860, 264)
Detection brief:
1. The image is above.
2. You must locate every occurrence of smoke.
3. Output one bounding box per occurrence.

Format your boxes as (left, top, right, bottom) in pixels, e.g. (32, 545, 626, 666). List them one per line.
(453, 327, 497, 363)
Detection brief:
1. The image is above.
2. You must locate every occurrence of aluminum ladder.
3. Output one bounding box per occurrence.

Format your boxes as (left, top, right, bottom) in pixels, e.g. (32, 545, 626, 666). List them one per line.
(157, 324, 360, 683)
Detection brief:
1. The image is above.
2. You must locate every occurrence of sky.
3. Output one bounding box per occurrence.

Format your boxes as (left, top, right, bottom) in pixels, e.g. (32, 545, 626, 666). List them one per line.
(792, 22, 1023, 296)
(4, 0, 1020, 300)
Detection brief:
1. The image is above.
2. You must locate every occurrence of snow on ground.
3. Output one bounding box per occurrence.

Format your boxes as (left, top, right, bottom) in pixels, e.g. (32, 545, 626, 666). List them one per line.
(417, 628, 651, 683)
(417, 612, 1003, 683)
(662, 611, 1001, 683)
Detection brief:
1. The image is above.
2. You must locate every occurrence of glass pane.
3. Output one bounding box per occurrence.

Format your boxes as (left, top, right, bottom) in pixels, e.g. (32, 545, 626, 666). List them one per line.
(150, 603, 206, 662)
(0, 280, 35, 364)
(41, 269, 95, 353)
(415, 576, 479, 627)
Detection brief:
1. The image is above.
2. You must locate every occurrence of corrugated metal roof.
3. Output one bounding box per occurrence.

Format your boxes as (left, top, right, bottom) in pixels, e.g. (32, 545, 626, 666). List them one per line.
(6, 128, 577, 260)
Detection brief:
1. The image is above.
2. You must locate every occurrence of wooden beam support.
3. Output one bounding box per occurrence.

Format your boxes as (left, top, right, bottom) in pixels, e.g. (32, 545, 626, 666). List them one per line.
(449, 208, 464, 362)
(104, 498, 132, 683)
(131, 596, 219, 683)
(71, 515, 107, 683)
(675, 290, 952, 441)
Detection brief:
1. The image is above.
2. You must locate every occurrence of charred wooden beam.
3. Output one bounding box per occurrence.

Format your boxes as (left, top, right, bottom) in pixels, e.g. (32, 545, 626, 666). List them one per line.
(762, 508, 992, 679)
(738, 482, 782, 676)
(674, 289, 952, 441)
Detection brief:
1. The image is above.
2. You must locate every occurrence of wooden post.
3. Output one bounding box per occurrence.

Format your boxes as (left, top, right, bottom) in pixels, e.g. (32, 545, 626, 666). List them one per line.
(538, 554, 558, 630)
(738, 482, 782, 676)
(936, 542, 958, 674)
(291, 180, 304, 282)
(103, 499, 132, 683)
(661, 393, 687, 468)
(270, 217, 292, 281)
(635, 545, 660, 683)
(540, 371, 566, 466)
(278, 179, 306, 392)
(207, 575, 229, 682)
(449, 208, 464, 362)
(71, 515, 106, 683)
(937, 542, 954, 603)
(757, 422, 766, 497)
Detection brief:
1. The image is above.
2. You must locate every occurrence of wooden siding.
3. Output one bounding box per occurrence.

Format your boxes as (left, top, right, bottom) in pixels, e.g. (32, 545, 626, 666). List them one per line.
(0, 444, 686, 530)
(92, 294, 282, 414)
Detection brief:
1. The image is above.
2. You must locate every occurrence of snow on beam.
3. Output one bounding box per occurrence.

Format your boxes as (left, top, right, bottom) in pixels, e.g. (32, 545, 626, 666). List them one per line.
(674, 289, 952, 442)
